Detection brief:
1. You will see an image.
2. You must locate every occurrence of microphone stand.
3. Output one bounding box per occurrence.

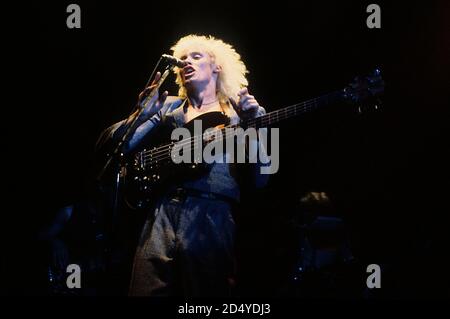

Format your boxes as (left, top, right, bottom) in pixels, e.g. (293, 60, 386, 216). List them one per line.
(96, 60, 175, 271)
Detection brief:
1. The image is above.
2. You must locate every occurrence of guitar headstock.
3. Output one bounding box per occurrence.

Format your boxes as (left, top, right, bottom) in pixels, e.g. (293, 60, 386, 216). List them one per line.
(342, 69, 385, 114)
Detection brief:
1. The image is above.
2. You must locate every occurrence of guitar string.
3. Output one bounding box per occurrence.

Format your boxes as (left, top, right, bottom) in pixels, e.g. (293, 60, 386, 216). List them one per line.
(140, 91, 339, 164)
(141, 100, 317, 164)
(143, 103, 316, 163)
(140, 98, 325, 166)
(141, 91, 340, 160)
(141, 92, 335, 162)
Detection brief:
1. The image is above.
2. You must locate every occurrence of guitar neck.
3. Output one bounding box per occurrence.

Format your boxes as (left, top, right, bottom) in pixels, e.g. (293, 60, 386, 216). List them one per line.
(243, 90, 343, 129)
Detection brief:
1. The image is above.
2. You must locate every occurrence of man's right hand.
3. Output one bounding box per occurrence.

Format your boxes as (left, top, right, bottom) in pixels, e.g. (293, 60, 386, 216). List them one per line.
(137, 71, 169, 120)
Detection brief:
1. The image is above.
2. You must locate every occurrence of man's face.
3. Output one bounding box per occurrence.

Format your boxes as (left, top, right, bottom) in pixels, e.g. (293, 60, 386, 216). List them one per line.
(179, 50, 218, 90)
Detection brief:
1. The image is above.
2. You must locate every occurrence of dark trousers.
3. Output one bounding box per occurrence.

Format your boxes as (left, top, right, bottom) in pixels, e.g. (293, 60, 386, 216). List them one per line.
(128, 191, 236, 296)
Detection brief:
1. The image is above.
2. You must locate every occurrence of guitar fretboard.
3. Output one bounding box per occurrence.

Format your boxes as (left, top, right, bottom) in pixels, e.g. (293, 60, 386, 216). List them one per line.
(244, 90, 343, 129)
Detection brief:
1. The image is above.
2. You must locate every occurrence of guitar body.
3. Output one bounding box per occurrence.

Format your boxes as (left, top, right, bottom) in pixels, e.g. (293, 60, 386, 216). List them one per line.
(123, 111, 230, 209)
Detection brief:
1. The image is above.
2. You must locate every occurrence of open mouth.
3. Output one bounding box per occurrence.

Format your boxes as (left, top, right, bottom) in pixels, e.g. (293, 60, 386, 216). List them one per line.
(183, 66, 195, 78)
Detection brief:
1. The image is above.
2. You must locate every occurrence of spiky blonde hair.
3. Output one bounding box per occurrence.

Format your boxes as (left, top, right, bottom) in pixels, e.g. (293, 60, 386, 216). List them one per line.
(171, 34, 248, 104)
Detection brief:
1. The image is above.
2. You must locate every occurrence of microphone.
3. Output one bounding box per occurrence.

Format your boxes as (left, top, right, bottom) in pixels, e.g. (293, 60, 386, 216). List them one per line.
(161, 54, 187, 68)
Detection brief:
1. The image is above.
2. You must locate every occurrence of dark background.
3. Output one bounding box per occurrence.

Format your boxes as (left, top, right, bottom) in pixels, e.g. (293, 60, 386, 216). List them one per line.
(4, 1, 449, 298)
